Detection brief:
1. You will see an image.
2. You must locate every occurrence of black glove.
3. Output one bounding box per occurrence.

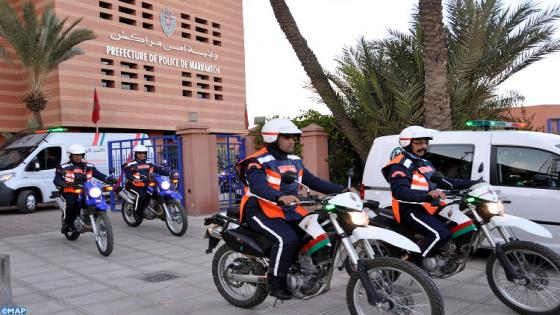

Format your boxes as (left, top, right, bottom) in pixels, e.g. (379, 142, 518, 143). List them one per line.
(105, 176, 117, 185)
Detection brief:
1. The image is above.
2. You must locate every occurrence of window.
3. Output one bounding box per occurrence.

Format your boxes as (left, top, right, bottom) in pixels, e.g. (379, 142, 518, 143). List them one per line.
(143, 65, 154, 72)
(182, 81, 192, 87)
(101, 58, 113, 65)
(214, 77, 222, 83)
(182, 90, 192, 97)
(196, 83, 209, 89)
(119, 16, 136, 26)
(196, 26, 208, 34)
(493, 146, 560, 189)
(182, 72, 192, 78)
(181, 32, 191, 39)
(119, 6, 135, 15)
(121, 82, 138, 90)
(101, 79, 115, 88)
(119, 0, 135, 4)
(100, 12, 112, 20)
(181, 23, 190, 29)
(144, 74, 154, 81)
(196, 74, 209, 80)
(213, 31, 221, 37)
(120, 61, 137, 69)
(142, 22, 153, 30)
(121, 71, 138, 79)
(214, 85, 222, 91)
(214, 94, 223, 101)
(144, 85, 155, 92)
(101, 69, 114, 76)
(142, 12, 153, 19)
(181, 13, 190, 20)
(212, 22, 221, 29)
(425, 144, 474, 180)
(195, 17, 207, 25)
(213, 40, 221, 46)
(196, 36, 208, 43)
(197, 92, 210, 99)
(33, 147, 61, 171)
(141, 2, 153, 9)
(99, 1, 112, 9)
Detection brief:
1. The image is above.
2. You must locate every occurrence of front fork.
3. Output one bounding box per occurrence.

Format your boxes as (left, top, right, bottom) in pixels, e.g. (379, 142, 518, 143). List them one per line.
(329, 213, 385, 306)
(473, 210, 521, 281)
(90, 214, 100, 241)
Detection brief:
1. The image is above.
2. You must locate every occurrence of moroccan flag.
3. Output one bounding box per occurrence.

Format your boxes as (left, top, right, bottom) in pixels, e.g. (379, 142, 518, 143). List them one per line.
(92, 88, 100, 124)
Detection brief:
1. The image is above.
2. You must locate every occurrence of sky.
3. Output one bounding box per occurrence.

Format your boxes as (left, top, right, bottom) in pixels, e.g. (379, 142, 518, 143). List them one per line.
(242, 0, 560, 126)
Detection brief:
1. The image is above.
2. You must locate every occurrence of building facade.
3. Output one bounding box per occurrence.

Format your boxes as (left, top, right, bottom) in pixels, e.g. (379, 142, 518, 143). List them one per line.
(0, 0, 246, 137)
(509, 104, 560, 133)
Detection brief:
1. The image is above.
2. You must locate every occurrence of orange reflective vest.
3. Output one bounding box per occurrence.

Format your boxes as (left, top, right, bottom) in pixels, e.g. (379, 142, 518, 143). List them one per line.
(383, 153, 439, 223)
(237, 148, 307, 222)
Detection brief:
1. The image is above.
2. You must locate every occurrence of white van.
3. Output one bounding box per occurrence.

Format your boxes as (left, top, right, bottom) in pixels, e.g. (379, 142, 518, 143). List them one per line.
(362, 123, 560, 251)
(0, 130, 146, 213)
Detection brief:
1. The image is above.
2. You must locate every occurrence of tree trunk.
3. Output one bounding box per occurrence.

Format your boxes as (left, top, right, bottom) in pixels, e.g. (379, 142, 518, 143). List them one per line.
(32, 111, 43, 129)
(269, 0, 370, 162)
(419, 0, 452, 130)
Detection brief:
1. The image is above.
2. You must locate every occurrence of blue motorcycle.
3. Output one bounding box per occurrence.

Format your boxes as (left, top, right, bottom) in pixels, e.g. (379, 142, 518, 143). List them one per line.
(120, 173, 187, 236)
(57, 181, 114, 256)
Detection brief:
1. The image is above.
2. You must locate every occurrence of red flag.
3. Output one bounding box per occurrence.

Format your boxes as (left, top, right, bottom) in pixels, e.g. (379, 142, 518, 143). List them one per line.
(92, 88, 100, 124)
(244, 106, 249, 129)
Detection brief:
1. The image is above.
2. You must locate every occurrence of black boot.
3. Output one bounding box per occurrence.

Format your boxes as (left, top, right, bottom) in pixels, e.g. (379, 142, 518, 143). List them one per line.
(61, 222, 71, 234)
(269, 276, 291, 300)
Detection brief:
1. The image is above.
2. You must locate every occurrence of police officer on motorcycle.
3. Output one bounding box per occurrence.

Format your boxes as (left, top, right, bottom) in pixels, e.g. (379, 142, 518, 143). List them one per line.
(53, 144, 116, 233)
(123, 145, 178, 221)
(237, 118, 350, 300)
(382, 126, 480, 260)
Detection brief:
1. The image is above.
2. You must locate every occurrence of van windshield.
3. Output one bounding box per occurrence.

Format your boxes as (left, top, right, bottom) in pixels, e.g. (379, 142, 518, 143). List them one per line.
(0, 147, 33, 170)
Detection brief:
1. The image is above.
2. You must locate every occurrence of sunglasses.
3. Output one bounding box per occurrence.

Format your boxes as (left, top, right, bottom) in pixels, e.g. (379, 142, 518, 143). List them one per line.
(411, 139, 429, 145)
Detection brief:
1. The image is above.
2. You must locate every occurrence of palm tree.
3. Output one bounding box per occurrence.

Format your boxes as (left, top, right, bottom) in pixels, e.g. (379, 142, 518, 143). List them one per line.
(419, 0, 453, 130)
(269, 0, 370, 161)
(326, 0, 560, 145)
(0, 1, 95, 128)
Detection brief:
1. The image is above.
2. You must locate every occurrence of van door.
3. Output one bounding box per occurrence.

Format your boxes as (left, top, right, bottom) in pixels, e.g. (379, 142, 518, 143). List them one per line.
(25, 146, 63, 202)
(490, 145, 560, 250)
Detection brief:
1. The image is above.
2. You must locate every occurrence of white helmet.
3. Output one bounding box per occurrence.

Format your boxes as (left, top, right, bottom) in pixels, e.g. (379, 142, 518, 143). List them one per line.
(398, 126, 438, 147)
(261, 118, 302, 143)
(132, 144, 148, 153)
(67, 144, 86, 155)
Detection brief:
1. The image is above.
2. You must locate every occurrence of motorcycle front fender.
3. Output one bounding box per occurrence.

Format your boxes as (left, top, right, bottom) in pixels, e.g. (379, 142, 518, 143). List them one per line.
(95, 202, 109, 212)
(350, 226, 420, 253)
(490, 214, 552, 238)
(161, 190, 183, 200)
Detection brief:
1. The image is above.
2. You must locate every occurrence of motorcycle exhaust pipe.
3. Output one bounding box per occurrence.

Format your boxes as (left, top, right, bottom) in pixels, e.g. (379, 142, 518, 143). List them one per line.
(228, 274, 268, 284)
(207, 225, 223, 240)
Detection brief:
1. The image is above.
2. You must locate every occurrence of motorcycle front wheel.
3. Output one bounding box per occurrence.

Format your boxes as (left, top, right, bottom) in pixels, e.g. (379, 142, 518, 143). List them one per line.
(347, 257, 444, 315)
(164, 200, 188, 236)
(121, 200, 143, 227)
(212, 244, 268, 308)
(487, 240, 560, 314)
(94, 212, 114, 256)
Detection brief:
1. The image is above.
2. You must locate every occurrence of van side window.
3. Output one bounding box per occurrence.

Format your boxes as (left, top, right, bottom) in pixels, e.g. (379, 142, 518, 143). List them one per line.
(494, 146, 560, 189)
(36, 147, 62, 170)
(425, 145, 474, 180)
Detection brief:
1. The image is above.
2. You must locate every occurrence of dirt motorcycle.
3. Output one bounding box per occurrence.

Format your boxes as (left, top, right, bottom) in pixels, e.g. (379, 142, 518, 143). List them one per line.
(204, 173, 444, 315)
(362, 173, 560, 314)
(119, 173, 187, 236)
(56, 181, 114, 256)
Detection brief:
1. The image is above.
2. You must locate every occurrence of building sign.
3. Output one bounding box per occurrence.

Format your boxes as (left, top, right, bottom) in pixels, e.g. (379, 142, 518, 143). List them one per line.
(105, 45, 221, 74)
(160, 8, 176, 37)
(110, 30, 218, 60)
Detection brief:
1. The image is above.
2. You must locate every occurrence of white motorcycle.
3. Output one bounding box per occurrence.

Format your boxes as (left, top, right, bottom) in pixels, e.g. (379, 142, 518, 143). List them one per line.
(366, 173, 560, 314)
(204, 173, 444, 315)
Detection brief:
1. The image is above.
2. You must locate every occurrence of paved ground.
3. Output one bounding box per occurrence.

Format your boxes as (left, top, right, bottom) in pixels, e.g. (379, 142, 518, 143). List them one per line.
(0, 208, 516, 314)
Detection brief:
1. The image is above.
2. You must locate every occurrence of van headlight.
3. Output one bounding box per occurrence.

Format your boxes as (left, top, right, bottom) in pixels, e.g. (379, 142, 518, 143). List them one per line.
(0, 173, 14, 182)
(160, 181, 171, 190)
(349, 211, 369, 227)
(88, 187, 102, 198)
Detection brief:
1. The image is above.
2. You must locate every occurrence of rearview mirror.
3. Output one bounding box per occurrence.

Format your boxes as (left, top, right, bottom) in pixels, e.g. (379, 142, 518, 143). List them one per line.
(281, 172, 297, 185)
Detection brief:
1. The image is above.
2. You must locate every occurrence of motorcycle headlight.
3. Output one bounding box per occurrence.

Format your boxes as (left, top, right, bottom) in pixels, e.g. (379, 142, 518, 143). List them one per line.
(477, 201, 505, 221)
(0, 173, 14, 182)
(486, 202, 505, 215)
(88, 187, 102, 198)
(160, 181, 171, 190)
(349, 211, 369, 227)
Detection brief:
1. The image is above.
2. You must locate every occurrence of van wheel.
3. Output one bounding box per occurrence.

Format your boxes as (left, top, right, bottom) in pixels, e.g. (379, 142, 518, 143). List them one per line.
(17, 190, 38, 214)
